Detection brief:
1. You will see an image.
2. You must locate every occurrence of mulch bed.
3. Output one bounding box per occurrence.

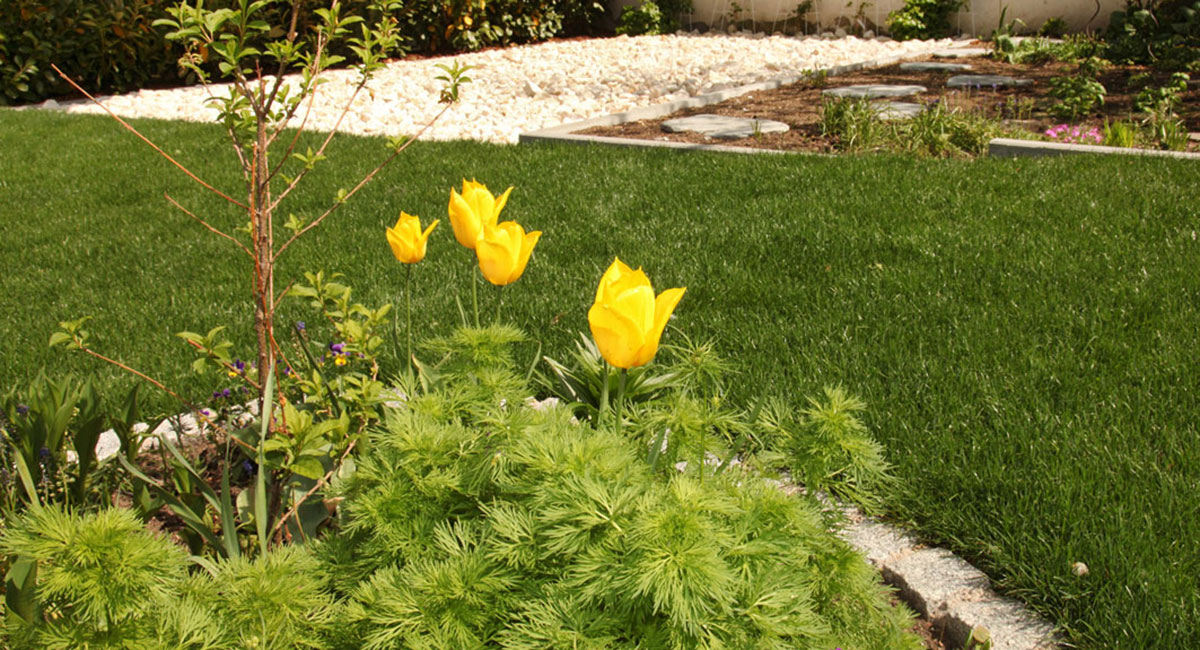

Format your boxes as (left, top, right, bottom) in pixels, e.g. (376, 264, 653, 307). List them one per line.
(580, 52, 1200, 154)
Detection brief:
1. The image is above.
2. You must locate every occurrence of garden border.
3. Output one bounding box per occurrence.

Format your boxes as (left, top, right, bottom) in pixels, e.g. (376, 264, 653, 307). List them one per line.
(833, 502, 1060, 650)
(987, 137, 1200, 159)
(520, 47, 1200, 162)
(518, 42, 981, 154)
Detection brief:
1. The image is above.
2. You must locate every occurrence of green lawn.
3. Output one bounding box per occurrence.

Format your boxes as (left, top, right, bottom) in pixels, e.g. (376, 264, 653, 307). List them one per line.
(1, 109, 1197, 648)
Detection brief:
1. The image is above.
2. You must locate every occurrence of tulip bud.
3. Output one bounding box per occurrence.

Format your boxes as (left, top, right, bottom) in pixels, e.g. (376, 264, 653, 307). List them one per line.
(587, 257, 685, 369)
(476, 221, 540, 286)
(386, 212, 438, 264)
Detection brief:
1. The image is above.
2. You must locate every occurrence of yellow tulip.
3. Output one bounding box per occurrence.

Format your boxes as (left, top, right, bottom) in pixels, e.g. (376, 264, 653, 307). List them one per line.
(587, 258, 685, 369)
(476, 221, 541, 286)
(448, 179, 513, 250)
(386, 212, 438, 264)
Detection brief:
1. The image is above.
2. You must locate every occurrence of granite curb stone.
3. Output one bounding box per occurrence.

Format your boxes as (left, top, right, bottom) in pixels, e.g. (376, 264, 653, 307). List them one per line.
(838, 511, 1060, 650)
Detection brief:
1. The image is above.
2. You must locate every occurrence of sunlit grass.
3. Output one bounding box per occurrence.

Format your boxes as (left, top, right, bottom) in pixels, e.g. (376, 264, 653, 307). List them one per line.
(1, 109, 1197, 649)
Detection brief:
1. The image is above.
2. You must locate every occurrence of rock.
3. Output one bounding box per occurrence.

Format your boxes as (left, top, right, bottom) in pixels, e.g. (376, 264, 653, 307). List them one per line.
(863, 30, 875, 39)
(899, 61, 973, 72)
(932, 47, 989, 58)
(946, 74, 1032, 89)
(873, 101, 925, 120)
(661, 113, 789, 139)
(29, 33, 973, 145)
(835, 27, 848, 38)
(823, 84, 927, 99)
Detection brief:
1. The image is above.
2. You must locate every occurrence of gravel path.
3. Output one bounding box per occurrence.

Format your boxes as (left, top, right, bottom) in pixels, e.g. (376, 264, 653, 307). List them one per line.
(30, 32, 958, 144)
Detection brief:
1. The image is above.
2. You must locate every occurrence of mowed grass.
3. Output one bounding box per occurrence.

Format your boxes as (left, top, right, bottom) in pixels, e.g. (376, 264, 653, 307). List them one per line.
(1, 109, 1198, 648)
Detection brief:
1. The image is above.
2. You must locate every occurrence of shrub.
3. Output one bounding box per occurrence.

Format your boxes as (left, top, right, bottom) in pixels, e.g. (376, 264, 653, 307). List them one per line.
(886, 0, 965, 40)
(0, 0, 610, 104)
(323, 340, 921, 650)
(0, 0, 180, 104)
(1, 507, 341, 649)
(617, 1, 666, 36)
(1106, 0, 1200, 69)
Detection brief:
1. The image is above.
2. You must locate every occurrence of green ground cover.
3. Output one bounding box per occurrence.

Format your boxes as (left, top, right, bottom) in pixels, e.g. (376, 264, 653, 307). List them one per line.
(1, 109, 1197, 648)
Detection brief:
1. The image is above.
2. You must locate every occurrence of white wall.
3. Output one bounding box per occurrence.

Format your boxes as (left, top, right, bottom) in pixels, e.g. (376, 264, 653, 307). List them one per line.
(611, 0, 1126, 35)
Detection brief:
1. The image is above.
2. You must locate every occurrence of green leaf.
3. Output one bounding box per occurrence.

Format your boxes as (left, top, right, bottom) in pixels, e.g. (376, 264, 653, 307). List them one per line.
(4, 557, 38, 625)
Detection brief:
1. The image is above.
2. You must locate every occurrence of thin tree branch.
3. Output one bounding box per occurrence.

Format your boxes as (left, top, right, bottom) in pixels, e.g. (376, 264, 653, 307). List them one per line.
(266, 77, 368, 212)
(72, 343, 254, 453)
(269, 438, 357, 540)
(164, 192, 254, 258)
(273, 101, 453, 262)
(51, 65, 249, 211)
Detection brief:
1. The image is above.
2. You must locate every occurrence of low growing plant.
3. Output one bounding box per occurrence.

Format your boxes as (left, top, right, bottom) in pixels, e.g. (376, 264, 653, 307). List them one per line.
(821, 96, 883, 152)
(1103, 118, 1139, 147)
(1048, 71, 1107, 120)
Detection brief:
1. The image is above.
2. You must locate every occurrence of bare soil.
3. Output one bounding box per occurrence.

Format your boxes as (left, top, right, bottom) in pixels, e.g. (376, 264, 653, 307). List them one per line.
(581, 53, 1200, 154)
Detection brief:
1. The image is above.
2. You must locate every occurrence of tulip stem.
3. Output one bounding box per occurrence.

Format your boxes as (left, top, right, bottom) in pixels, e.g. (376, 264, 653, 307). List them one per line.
(471, 268, 480, 328)
(405, 264, 413, 376)
(598, 363, 610, 430)
(614, 368, 627, 435)
(495, 286, 504, 324)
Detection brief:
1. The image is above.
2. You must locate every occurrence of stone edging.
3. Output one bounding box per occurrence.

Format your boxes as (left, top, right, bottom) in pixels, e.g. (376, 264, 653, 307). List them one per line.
(987, 137, 1200, 160)
(838, 508, 1060, 650)
(517, 43, 980, 154)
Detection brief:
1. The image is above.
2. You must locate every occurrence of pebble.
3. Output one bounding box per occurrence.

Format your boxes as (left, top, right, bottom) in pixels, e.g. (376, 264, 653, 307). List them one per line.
(30, 33, 955, 144)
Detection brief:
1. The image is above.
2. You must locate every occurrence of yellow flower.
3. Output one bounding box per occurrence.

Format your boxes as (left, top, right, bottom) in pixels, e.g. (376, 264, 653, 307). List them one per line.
(448, 179, 513, 250)
(475, 221, 541, 286)
(386, 212, 438, 264)
(587, 258, 685, 369)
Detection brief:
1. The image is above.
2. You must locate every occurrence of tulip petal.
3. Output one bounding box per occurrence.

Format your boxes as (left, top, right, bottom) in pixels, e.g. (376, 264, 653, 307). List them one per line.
(466, 188, 497, 229)
(595, 257, 637, 304)
(509, 229, 540, 284)
(494, 186, 514, 220)
(477, 223, 521, 286)
(635, 287, 686, 367)
(610, 284, 655, 337)
(588, 303, 643, 369)
(448, 189, 482, 249)
(421, 219, 439, 241)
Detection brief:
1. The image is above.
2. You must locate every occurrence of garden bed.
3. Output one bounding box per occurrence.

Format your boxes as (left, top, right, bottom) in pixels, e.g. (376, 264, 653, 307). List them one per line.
(576, 49, 1200, 155)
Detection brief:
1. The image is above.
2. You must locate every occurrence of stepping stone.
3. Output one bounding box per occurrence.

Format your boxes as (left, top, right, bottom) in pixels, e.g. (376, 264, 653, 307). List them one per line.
(899, 61, 973, 72)
(661, 114, 789, 140)
(932, 47, 989, 58)
(822, 84, 926, 99)
(873, 101, 925, 120)
(946, 74, 1032, 89)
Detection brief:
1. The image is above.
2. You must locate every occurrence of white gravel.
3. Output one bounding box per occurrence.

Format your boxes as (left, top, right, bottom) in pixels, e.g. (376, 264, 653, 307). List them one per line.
(30, 32, 958, 144)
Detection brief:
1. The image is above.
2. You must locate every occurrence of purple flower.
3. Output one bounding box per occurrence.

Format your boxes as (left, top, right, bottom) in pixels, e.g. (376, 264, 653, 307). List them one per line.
(242, 459, 257, 475)
(16, 404, 28, 416)
(212, 391, 222, 400)
(39, 446, 50, 460)
(296, 321, 306, 331)
(329, 342, 346, 354)
(221, 388, 232, 398)
(233, 359, 246, 372)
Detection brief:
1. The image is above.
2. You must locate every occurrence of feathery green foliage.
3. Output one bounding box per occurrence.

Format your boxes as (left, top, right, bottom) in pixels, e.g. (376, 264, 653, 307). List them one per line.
(1, 507, 187, 648)
(324, 337, 920, 650)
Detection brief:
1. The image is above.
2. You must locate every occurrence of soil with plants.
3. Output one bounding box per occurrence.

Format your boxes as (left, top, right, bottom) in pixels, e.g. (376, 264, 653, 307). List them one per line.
(581, 47, 1200, 156)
